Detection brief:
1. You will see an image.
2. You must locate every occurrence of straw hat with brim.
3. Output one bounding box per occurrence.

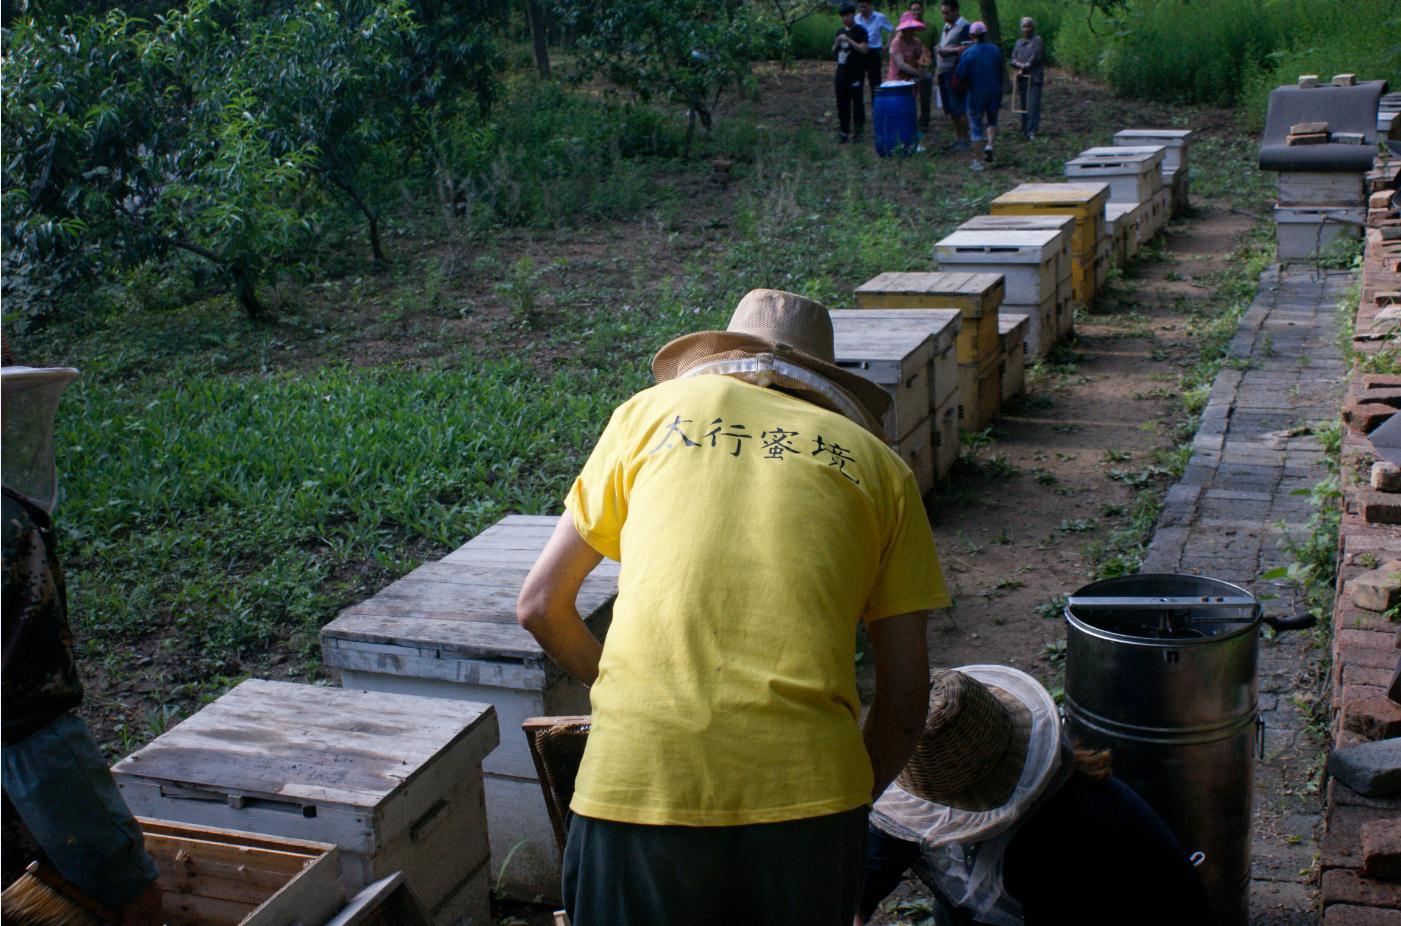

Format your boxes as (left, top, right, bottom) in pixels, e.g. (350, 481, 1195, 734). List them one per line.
(652, 289, 892, 433)
(896, 668, 1034, 812)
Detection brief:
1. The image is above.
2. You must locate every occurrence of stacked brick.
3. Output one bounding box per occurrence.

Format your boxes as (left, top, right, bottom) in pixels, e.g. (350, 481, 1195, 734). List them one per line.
(1324, 162, 1401, 924)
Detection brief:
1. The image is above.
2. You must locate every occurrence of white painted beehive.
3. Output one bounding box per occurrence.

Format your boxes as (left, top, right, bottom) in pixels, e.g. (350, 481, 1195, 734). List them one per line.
(1064, 152, 1160, 205)
(1276, 171, 1367, 206)
(830, 313, 935, 443)
(112, 680, 500, 926)
(956, 215, 1073, 309)
(320, 515, 617, 903)
(1112, 129, 1193, 172)
(1274, 205, 1365, 260)
(935, 229, 1060, 306)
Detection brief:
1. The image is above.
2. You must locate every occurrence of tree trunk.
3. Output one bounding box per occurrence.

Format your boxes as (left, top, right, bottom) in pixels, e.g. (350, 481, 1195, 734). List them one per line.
(232, 265, 268, 320)
(978, 0, 1001, 44)
(526, 0, 551, 79)
(328, 173, 388, 266)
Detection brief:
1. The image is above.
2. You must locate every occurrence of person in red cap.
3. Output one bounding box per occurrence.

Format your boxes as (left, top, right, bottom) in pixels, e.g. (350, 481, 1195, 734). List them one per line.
(519, 289, 950, 925)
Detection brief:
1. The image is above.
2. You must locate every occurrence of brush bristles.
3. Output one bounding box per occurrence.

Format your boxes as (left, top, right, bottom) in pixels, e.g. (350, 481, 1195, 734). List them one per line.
(2, 870, 109, 926)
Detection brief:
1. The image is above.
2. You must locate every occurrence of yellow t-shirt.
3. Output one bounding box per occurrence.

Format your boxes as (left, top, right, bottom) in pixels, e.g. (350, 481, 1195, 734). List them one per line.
(565, 374, 950, 826)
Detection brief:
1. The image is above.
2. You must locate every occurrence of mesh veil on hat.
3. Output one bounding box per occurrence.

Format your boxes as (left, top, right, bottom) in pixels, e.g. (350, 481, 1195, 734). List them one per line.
(651, 289, 892, 433)
(1, 366, 79, 513)
(896, 668, 1034, 812)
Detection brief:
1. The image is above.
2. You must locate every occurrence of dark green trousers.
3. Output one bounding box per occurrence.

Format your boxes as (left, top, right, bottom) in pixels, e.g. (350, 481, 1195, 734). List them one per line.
(562, 807, 869, 926)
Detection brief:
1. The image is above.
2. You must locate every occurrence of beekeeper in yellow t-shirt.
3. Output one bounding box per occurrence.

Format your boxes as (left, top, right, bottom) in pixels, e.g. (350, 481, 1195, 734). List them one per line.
(518, 289, 950, 926)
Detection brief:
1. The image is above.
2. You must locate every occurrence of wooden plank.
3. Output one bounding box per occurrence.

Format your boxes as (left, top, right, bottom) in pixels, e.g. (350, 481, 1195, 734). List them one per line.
(245, 843, 346, 926)
(854, 271, 1004, 298)
(326, 873, 436, 926)
(344, 579, 614, 624)
(326, 639, 551, 690)
(140, 818, 332, 856)
(162, 890, 257, 926)
(1291, 121, 1328, 134)
(378, 561, 619, 599)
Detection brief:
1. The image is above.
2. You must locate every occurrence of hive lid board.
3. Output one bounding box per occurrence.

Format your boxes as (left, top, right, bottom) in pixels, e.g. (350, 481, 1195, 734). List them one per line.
(322, 515, 617, 664)
(111, 679, 499, 809)
(936, 228, 1062, 253)
(998, 313, 1030, 337)
(855, 271, 1005, 298)
(830, 315, 935, 373)
(992, 183, 1110, 207)
(1077, 145, 1166, 164)
(1113, 129, 1193, 144)
(833, 309, 962, 358)
(958, 215, 1075, 236)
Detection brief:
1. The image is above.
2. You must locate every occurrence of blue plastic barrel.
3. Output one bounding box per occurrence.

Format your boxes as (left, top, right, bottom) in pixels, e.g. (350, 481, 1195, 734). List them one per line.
(873, 82, 917, 157)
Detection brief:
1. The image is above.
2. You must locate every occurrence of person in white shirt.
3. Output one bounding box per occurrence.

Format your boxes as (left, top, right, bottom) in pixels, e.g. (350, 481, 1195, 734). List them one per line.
(934, 0, 972, 150)
(855, 1, 894, 104)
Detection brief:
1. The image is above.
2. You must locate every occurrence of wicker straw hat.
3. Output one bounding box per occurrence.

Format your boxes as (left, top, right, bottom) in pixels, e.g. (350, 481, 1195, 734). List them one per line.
(651, 289, 891, 433)
(896, 668, 1034, 812)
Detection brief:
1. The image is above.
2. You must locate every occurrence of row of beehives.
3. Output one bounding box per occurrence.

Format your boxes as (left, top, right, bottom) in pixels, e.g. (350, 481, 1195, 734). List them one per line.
(843, 128, 1194, 495)
(102, 131, 1199, 924)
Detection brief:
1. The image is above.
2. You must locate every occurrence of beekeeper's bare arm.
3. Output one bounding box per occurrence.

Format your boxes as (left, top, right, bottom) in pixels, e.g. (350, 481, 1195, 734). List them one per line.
(863, 611, 930, 800)
(518, 516, 606, 686)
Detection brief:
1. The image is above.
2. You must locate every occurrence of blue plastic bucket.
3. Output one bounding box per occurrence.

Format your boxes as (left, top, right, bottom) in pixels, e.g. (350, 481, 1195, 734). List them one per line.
(873, 82, 917, 157)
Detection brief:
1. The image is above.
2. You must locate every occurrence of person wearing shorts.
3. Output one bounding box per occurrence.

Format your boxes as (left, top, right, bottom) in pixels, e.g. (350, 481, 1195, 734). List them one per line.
(934, 0, 970, 150)
(955, 20, 1002, 168)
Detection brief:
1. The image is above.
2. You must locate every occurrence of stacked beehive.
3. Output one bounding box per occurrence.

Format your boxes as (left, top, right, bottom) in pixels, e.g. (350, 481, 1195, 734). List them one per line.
(932, 228, 1062, 362)
(830, 309, 961, 491)
(321, 515, 616, 902)
(1065, 146, 1165, 283)
(1274, 122, 1368, 261)
(956, 215, 1075, 341)
(989, 183, 1109, 305)
(1115, 129, 1194, 217)
(853, 273, 1004, 434)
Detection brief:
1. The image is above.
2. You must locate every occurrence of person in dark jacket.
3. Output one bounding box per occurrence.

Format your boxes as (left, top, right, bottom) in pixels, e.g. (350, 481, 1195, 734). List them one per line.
(1, 365, 163, 923)
(1010, 16, 1045, 139)
(856, 666, 1215, 926)
(954, 21, 1002, 168)
(833, 3, 871, 143)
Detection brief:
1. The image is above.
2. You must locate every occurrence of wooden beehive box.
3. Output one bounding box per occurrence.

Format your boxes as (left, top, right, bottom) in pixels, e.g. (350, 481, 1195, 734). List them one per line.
(965, 362, 1002, 431)
(1094, 234, 1110, 292)
(956, 215, 1073, 297)
(934, 229, 1060, 308)
(1064, 151, 1160, 205)
(998, 313, 1030, 404)
(854, 272, 1002, 369)
(1276, 171, 1367, 206)
(113, 681, 498, 926)
(833, 308, 961, 412)
(889, 415, 935, 496)
(140, 819, 345, 926)
(1113, 129, 1192, 172)
(990, 183, 1109, 256)
(1105, 202, 1135, 265)
(1151, 188, 1171, 235)
(320, 515, 615, 903)
(932, 392, 959, 483)
(1274, 205, 1365, 260)
(829, 311, 934, 442)
(1070, 252, 1097, 304)
(1166, 168, 1190, 216)
(1077, 145, 1167, 180)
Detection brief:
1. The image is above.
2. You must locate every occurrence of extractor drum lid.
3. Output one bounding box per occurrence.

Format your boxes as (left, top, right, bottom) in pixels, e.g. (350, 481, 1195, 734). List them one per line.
(1066, 574, 1261, 643)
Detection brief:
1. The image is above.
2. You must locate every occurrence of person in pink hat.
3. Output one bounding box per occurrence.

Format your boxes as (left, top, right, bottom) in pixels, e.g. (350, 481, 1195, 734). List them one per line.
(886, 12, 931, 86)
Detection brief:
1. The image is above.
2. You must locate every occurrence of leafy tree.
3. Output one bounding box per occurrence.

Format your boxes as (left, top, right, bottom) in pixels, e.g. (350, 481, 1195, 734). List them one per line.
(554, 0, 784, 151)
(2, 7, 320, 319)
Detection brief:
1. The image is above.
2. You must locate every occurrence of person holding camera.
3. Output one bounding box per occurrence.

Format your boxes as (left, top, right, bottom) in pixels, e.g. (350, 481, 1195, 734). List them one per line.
(833, 3, 871, 143)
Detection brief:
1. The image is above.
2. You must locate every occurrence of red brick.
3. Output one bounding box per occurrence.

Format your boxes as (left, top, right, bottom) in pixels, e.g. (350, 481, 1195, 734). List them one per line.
(1344, 695, 1401, 740)
(1323, 903, 1401, 925)
(1362, 818, 1401, 880)
(1337, 602, 1400, 633)
(1323, 868, 1401, 907)
(1360, 492, 1401, 525)
(1345, 664, 1399, 688)
(1347, 404, 1400, 434)
(1338, 630, 1401, 669)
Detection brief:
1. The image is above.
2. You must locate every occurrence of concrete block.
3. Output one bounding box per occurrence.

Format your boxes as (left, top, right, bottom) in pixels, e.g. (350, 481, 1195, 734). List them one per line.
(1350, 561, 1401, 611)
(1362, 819, 1401, 880)
(1372, 463, 1401, 492)
(1329, 739, 1401, 798)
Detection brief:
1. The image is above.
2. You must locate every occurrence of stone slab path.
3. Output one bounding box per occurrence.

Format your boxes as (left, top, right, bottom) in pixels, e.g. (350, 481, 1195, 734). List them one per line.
(1142, 265, 1355, 925)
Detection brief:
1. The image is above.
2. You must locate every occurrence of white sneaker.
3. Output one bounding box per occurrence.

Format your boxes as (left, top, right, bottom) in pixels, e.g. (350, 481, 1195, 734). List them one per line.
(970, 159, 985, 172)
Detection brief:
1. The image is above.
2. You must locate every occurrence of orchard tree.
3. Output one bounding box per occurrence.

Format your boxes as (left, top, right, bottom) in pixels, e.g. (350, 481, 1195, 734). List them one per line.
(554, 0, 784, 151)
